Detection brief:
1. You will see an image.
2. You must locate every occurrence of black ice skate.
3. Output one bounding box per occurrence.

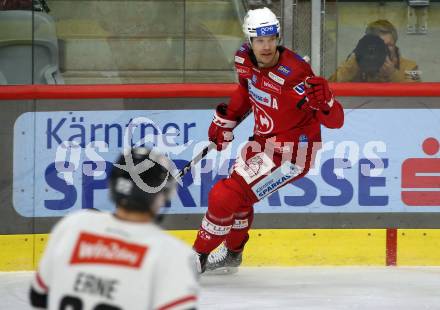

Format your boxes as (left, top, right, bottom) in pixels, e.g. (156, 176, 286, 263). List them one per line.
(205, 243, 242, 275)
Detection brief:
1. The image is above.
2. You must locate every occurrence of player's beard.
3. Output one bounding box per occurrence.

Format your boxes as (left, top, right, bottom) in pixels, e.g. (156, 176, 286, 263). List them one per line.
(257, 50, 279, 68)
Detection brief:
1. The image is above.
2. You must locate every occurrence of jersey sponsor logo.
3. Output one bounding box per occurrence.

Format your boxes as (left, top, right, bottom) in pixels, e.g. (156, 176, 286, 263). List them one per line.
(293, 82, 305, 95)
(253, 104, 274, 135)
(261, 76, 281, 94)
(235, 55, 245, 64)
(248, 81, 272, 108)
(236, 64, 252, 77)
(251, 161, 303, 199)
(268, 71, 285, 85)
(234, 152, 275, 184)
(232, 219, 249, 229)
(202, 216, 231, 236)
(70, 232, 148, 268)
(244, 156, 263, 177)
(256, 25, 278, 36)
(277, 65, 291, 76)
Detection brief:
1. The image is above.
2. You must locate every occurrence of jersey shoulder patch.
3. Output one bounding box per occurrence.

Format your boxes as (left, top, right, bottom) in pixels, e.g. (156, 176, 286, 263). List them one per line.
(234, 43, 252, 66)
(234, 43, 254, 78)
(236, 43, 251, 55)
(278, 48, 314, 87)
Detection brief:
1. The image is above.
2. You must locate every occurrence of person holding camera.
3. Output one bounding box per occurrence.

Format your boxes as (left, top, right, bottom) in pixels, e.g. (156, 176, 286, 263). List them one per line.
(329, 20, 420, 82)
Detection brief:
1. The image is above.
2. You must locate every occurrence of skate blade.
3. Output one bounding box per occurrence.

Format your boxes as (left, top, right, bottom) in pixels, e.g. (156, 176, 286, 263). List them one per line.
(204, 266, 239, 275)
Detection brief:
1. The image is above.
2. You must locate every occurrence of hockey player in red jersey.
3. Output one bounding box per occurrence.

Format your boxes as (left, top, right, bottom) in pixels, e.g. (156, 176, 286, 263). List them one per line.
(193, 7, 344, 274)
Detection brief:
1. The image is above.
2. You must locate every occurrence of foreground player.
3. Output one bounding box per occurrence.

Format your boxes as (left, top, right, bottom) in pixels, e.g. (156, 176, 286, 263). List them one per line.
(193, 7, 344, 273)
(30, 148, 199, 310)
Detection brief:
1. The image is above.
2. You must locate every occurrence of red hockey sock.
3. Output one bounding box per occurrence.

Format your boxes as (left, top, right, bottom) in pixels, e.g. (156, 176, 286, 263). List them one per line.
(225, 207, 254, 252)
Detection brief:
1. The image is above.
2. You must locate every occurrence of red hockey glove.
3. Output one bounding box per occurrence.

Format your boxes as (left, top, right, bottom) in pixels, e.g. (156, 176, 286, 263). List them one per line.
(304, 76, 334, 112)
(208, 103, 237, 151)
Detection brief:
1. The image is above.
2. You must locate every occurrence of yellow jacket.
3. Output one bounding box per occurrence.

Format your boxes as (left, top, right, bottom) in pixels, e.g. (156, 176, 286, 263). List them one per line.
(328, 54, 421, 82)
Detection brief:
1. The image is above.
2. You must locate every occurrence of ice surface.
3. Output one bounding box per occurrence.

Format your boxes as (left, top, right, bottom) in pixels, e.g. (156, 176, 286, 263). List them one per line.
(200, 267, 440, 309)
(2, 267, 440, 309)
(0, 272, 31, 310)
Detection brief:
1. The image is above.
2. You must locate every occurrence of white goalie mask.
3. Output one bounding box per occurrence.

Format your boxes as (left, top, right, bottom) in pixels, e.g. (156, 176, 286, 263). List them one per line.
(242, 7, 281, 42)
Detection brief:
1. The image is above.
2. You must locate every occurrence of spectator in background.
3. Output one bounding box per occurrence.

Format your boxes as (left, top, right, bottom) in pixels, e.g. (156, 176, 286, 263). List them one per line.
(329, 20, 420, 82)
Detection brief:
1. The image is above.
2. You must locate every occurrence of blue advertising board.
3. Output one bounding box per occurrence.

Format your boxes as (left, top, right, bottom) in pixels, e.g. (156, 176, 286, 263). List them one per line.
(12, 108, 440, 217)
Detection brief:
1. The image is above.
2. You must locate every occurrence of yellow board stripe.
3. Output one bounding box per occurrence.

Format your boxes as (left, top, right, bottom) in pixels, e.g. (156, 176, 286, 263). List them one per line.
(395, 229, 440, 266)
(167, 229, 386, 266)
(0, 234, 34, 271)
(1, 229, 439, 271)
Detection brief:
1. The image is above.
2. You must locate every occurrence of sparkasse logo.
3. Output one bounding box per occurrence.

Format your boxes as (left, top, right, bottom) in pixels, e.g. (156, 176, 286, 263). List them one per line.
(401, 137, 440, 206)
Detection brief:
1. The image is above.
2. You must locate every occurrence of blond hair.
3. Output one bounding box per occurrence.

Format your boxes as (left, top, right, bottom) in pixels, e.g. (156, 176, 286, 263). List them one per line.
(365, 20, 398, 42)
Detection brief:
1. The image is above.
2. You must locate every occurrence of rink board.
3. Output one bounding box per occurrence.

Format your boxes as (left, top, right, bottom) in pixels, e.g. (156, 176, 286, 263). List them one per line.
(10, 108, 440, 217)
(2, 86, 440, 271)
(1, 229, 440, 271)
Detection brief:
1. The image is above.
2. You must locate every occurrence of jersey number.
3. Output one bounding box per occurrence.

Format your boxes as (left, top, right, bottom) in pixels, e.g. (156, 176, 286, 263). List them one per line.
(60, 295, 122, 310)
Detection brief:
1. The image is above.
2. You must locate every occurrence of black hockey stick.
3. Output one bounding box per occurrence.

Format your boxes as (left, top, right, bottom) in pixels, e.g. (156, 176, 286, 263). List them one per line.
(175, 141, 217, 181)
(175, 108, 252, 181)
(296, 95, 308, 110)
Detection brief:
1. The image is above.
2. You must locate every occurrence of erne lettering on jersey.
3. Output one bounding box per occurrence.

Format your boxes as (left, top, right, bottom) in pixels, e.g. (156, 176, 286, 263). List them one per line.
(73, 272, 119, 300)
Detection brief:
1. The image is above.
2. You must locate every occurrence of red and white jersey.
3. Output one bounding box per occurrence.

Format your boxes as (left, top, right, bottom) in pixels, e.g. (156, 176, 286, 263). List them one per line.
(230, 43, 343, 143)
(32, 210, 198, 310)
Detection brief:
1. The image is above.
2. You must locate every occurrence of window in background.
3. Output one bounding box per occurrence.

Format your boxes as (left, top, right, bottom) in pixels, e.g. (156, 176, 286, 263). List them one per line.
(40, 0, 244, 84)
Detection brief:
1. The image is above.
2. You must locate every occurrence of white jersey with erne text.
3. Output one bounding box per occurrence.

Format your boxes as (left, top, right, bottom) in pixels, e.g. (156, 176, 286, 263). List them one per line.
(31, 210, 199, 310)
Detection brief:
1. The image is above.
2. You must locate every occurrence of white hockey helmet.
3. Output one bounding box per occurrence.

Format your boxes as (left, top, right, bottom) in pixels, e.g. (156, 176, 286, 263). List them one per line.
(242, 7, 280, 40)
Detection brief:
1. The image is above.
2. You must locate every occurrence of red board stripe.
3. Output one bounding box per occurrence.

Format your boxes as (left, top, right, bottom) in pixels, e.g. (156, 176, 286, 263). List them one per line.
(386, 228, 398, 266)
(0, 84, 238, 100)
(1, 83, 440, 100)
